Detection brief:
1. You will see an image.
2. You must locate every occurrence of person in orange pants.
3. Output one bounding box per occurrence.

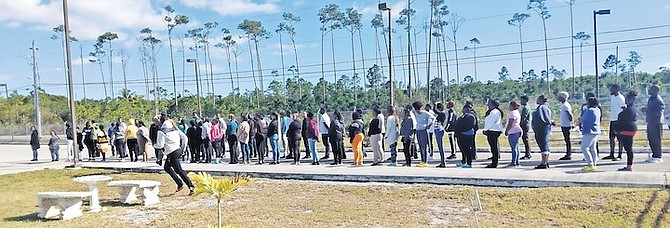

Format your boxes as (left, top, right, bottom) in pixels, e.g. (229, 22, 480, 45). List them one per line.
(352, 133, 365, 166)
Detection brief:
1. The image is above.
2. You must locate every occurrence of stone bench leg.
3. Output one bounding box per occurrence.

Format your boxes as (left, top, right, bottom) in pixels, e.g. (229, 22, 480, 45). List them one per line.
(37, 198, 59, 219)
(58, 198, 84, 220)
(116, 186, 138, 204)
(141, 186, 160, 206)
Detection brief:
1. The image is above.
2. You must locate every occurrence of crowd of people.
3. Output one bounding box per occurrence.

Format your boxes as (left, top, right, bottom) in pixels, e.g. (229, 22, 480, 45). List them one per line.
(30, 84, 669, 175)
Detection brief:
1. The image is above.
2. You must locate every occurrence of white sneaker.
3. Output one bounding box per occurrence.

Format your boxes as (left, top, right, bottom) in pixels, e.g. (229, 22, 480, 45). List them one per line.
(652, 158, 664, 163)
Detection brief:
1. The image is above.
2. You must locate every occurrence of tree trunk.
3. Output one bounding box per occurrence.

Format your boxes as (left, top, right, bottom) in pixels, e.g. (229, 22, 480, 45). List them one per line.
(351, 33, 357, 108)
(426, 7, 433, 101)
(440, 26, 450, 101)
(358, 30, 366, 103)
(108, 42, 114, 97)
(167, 29, 178, 108)
(320, 30, 325, 103)
(330, 30, 337, 88)
(453, 32, 460, 85)
(98, 62, 107, 98)
(278, 32, 287, 105)
(542, 19, 550, 92)
(225, 46, 235, 101)
(247, 40, 258, 108)
(254, 40, 264, 105)
(206, 43, 215, 103)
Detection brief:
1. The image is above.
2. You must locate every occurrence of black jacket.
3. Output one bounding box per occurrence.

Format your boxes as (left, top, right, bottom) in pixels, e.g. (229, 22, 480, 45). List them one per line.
(30, 130, 40, 150)
(445, 109, 456, 132)
(288, 120, 302, 141)
(368, 118, 382, 136)
(454, 112, 478, 135)
(329, 119, 345, 140)
(66, 126, 74, 140)
(149, 124, 159, 143)
(186, 126, 203, 146)
(613, 106, 637, 132)
(267, 119, 278, 136)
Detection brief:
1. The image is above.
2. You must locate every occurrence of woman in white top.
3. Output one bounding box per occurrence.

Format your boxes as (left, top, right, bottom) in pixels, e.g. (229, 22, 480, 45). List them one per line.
(483, 100, 504, 168)
(505, 101, 524, 167)
(384, 106, 400, 166)
(237, 115, 251, 165)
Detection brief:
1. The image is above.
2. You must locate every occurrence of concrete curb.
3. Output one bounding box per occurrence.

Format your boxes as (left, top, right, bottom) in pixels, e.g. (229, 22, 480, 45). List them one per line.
(84, 165, 669, 189)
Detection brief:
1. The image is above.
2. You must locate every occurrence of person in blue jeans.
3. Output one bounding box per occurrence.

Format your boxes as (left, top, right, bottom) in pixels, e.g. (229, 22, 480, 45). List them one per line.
(433, 103, 447, 168)
(268, 112, 281, 164)
(505, 101, 523, 167)
(532, 95, 553, 169)
(306, 112, 321, 165)
(412, 101, 435, 168)
(48, 130, 60, 162)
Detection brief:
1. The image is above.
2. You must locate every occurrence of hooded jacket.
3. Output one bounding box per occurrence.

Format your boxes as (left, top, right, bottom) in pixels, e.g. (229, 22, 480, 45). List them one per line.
(154, 121, 187, 155)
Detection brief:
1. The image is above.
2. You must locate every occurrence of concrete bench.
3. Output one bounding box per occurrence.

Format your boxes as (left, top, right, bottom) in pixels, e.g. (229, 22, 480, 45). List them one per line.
(107, 180, 161, 206)
(37, 192, 92, 220)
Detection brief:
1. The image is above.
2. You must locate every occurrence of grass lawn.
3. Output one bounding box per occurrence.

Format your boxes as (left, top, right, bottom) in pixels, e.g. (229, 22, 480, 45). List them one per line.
(2, 169, 670, 227)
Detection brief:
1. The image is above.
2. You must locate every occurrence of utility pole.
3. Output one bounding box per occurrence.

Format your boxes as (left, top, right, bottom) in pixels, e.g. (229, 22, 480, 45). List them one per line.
(407, 0, 412, 99)
(62, 0, 80, 166)
(79, 45, 86, 99)
(30, 41, 42, 137)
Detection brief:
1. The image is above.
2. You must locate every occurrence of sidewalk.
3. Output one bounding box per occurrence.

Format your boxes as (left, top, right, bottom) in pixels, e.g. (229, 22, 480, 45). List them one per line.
(3, 144, 669, 188)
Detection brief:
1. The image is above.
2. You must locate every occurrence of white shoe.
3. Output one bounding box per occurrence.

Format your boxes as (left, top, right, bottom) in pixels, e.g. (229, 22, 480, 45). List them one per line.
(652, 158, 664, 163)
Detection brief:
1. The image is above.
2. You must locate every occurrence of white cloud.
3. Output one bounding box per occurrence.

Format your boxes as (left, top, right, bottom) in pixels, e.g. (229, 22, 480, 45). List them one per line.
(0, 0, 166, 41)
(180, 0, 279, 16)
(664, 4, 670, 10)
(265, 42, 304, 56)
(358, 1, 406, 20)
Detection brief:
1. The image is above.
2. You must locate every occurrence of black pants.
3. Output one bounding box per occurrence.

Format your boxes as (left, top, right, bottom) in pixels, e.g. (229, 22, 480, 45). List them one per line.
(485, 131, 502, 166)
(561, 127, 572, 157)
(189, 144, 199, 162)
(127, 139, 139, 162)
(330, 137, 344, 164)
(289, 138, 301, 163)
(227, 135, 238, 163)
(85, 139, 96, 159)
(619, 134, 634, 166)
(457, 135, 475, 165)
(402, 137, 413, 166)
(521, 125, 531, 157)
(447, 131, 456, 156)
(164, 149, 193, 189)
(201, 139, 211, 162)
(648, 123, 664, 158)
(428, 132, 434, 156)
(322, 134, 331, 157)
(155, 148, 164, 162)
(213, 139, 223, 158)
(256, 135, 267, 163)
(302, 136, 310, 158)
(609, 121, 623, 157)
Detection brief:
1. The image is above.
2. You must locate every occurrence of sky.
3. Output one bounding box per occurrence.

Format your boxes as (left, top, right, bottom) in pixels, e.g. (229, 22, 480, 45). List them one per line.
(0, 0, 669, 100)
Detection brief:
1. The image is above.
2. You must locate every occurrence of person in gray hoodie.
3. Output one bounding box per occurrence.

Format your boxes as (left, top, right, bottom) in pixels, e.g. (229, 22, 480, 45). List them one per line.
(154, 120, 194, 196)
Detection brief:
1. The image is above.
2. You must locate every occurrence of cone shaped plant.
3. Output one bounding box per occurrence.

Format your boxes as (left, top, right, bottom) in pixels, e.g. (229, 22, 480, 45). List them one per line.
(188, 172, 251, 228)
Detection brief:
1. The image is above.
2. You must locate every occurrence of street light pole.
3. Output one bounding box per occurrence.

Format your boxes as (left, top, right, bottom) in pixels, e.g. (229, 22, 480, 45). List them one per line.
(593, 9, 610, 98)
(379, 3, 393, 107)
(30, 41, 42, 137)
(187, 59, 202, 116)
(62, 0, 80, 166)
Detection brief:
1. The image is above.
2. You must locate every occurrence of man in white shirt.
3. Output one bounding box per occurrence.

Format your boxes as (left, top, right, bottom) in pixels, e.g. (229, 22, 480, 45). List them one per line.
(558, 92, 574, 160)
(318, 108, 331, 160)
(604, 84, 625, 161)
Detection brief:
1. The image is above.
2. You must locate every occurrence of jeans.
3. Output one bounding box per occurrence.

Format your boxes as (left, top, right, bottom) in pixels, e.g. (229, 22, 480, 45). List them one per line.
(416, 129, 429, 163)
(213, 139, 223, 158)
(647, 123, 663, 158)
(164, 149, 193, 189)
(389, 142, 398, 164)
(485, 131, 502, 166)
(189, 144, 200, 162)
(227, 135, 238, 163)
(50, 149, 59, 161)
(114, 139, 127, 158)
(370, 134, 383, 164)
(457, 134, 475, 165)
(561, 127, 572, 156)
(269, 134, 280, 162)
(308, 138, 318, 163)
(201, 140, 212, 162)
(249, 137, 256, 157)
(240, 143, 250, 162)
(321, 134, 331, 157)
(533, 125, 551, 154)
(581, 134, 599, 166)
(508, 133, 521, 166)
(434, 129, 445, 165)
(33, 149, 38, 160)
(521, 125, 531, 157)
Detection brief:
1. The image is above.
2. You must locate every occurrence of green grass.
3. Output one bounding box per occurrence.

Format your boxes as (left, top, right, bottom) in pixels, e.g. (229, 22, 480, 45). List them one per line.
(1, 169, 669, 227)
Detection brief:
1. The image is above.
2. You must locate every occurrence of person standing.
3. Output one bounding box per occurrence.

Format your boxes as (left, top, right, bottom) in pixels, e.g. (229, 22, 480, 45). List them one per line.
(154, 120, 194, 196)
(519, 95, 533, 160)
(603, 84, 625, 161)
(615, 91, 638, 171)
(75, 127, 84, 161)
(108, 122, 116, 157)
(48, 130, 60, 162)
(149, 116, 164, 166)
(255, 114, 268, 164)
(238, 115, 251, 165)
(114, 118, 127, 161)
(65, 122, 74, 162)
(329, 111, 345, 165)
(186, 120, 202, 163)
(210, 118, 224, 164)
(83, 122, 96, 161)
(557, 92, 574, 160)
(414, 101, 436, 168)
(349, 112, 366, 166)
(301, 112, 311, 159)
(247, 115, 257, 159)
(137, 121, 150, 162)
(288, 112, 303, 165)
(505, 101, 523, 168)
(581, 97, 602, 171)
(433, 103, 447, 167)
(268, 113, 281, 164)
(226, 114, 239, 164)
(385, 106, 400, 167)
(281, 111, 292, 159)
(400, 105, 417, 167)
(369, 108, 384, 166)
(532, 95, 554, 169)
(201, 118, 213, 163)
(445, 101, 458, 160)
(306, 112, 320, 165)
(455, 102, 478, 168)
(425, 104, 436, 158)
(96, 125, 109, 161)
(125, 119, 139, 162)
(318, 108, 331, 160)
(643, 85, 665, 163)
(483, 100, 504, 168)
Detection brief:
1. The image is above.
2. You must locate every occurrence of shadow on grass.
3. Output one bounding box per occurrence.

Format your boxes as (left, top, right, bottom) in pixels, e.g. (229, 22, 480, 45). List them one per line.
(3, 212, 42, 223)
(652, 190, 670, 228)
(636, 190, 659, 228)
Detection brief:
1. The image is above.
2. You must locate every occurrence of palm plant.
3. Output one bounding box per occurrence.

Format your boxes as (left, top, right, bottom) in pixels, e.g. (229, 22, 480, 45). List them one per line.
(188, 172, 251, 228)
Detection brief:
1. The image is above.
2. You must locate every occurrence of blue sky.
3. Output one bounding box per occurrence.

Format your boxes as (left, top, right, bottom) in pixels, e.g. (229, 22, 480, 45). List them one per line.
(0, 0, 669, 100)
